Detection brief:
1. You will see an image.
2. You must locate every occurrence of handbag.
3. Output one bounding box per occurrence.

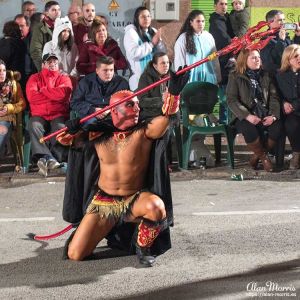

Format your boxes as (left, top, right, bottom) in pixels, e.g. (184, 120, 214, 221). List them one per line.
(251, 98, 268, 119)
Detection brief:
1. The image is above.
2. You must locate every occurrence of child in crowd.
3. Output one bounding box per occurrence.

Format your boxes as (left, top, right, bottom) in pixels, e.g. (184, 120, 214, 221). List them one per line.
(229, 0, 250, 37)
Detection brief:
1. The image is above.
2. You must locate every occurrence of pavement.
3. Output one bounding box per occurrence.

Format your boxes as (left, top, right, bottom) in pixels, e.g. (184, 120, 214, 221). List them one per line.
(0, 178, 299, 299)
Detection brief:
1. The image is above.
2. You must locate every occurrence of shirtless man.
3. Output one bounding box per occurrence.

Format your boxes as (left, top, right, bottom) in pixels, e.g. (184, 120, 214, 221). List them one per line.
(63, 69, 189, 267)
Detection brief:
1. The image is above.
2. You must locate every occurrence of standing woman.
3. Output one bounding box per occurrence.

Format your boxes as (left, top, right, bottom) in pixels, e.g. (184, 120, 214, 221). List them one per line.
(0, 60, 26, 160)
(124, 6, 166, 90)
(43, 16, 78, 78)
(174, 10, 221, 84)
(227, 49, 282, 172)
(174, 10, 221, 167)
(276, 44, 300, 169)
(77, 19, 127, 76)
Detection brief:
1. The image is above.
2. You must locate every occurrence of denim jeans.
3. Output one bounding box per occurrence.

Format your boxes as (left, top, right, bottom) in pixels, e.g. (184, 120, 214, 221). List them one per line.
(0, 121, 12, 158)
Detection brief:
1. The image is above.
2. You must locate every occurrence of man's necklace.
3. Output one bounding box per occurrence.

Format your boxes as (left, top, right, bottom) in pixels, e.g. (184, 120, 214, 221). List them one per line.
(111, 131, 133, 151)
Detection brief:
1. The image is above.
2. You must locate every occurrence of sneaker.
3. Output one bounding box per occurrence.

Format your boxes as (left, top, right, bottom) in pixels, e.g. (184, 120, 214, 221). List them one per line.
(37, 158, 48, 177)
(47, 158, 61, 170)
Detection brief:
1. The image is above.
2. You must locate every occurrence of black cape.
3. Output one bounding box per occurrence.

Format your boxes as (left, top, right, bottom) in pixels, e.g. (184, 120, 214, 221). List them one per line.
(62, 117, 173, 256)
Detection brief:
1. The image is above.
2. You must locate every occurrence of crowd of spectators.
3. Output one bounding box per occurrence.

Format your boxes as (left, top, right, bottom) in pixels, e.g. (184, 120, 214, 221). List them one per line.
(0, 0, 300, 175)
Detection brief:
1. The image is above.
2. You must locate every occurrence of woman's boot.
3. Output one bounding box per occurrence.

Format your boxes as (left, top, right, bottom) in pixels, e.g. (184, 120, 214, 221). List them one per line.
(247, 138, 273, 172)
(266, 138, 276, 152)
(249, 154, 259, 169)
(289, 152, 300, 170)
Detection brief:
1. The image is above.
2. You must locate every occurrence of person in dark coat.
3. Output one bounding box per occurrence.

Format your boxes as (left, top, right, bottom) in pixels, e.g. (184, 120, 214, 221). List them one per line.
(76, 18, 127, 75)
(276, 44, 300, 169)
(227, 49, 282, 172)
(260, 10, 300, 76)
(0, 21, 26, 82)
(209, 0, 235, 124)
(209, 0, 234, 85)
(138, 52, 170, 117)
(137, 52, 175, 166)
(29, 1, 61, 71)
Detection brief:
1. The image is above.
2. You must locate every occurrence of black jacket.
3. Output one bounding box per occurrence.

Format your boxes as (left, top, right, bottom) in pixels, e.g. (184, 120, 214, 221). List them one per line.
(209, 12, 234, 84)
(0, 37, 26, 80)
(137, 62, 167, 117)
(261, 32, 300, 75)
(276, 69, 300, 116)
(70, 72, 129, 118)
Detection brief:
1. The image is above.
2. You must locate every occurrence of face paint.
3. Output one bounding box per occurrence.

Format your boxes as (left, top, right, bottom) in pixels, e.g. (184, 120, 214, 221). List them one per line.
(114, 98, 140, 130)
(110, 91, 140, 130)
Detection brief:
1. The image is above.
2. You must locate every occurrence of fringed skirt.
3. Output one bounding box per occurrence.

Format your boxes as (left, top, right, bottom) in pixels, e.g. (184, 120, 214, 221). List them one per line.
(86, 188, 141, 223)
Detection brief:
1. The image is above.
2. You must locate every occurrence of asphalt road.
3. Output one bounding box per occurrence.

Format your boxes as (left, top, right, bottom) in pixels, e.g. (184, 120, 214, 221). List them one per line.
(0, 178, 299, 300)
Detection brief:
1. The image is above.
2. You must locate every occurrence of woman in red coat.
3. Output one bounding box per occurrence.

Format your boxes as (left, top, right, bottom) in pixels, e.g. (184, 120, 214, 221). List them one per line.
(77, 18, 128, 75)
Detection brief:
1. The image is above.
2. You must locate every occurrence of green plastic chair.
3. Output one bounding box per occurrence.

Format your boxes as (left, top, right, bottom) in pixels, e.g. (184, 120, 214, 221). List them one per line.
(179, 82, 235, 169)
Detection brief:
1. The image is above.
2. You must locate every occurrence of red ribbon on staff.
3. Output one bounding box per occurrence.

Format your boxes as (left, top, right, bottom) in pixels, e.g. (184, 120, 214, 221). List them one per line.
(40, 21, 279, 144)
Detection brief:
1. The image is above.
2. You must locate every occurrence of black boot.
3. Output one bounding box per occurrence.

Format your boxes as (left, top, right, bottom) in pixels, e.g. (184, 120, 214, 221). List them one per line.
(135, 243, 155, 267)
(135, 218, 167, 267)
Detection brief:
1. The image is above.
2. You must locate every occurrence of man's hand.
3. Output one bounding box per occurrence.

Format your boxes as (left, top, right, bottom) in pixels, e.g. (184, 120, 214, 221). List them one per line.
(95, 108, 110, 119)
(283, 101, 293, 114)
(65, 117, 81, 134)
(168, 66, 190, 96)
(56, 131, 76, 146)
(278, 28, 286, 40)
(162, 93, 180, 116)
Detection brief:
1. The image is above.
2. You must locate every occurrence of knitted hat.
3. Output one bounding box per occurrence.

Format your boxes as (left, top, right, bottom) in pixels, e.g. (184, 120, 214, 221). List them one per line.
(232, 0, 245, 5)
(51, 16, 73, 49)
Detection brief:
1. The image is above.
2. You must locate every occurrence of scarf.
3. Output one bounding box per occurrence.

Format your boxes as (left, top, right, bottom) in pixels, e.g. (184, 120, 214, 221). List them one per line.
(245, 68, 264, 103)
(0, 80, 12, 106)
(44, 16, 55, 30)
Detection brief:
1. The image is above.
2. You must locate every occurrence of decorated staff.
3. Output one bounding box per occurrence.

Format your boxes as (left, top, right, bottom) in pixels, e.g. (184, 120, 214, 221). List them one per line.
(40, 21, 279, 144)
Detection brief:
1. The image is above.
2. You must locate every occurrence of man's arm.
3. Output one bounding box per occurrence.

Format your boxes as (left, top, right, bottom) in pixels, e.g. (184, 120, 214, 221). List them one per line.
(26, 74, 49, 105)
(145, 115, 170, 139)
(39, 75, 72, 101)
(145, 66, 190, 139)
(70, 78, 94, 117)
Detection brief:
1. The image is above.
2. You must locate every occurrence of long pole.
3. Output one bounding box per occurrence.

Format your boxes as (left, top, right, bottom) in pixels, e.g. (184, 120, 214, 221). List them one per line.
(40, 21, 278, 143)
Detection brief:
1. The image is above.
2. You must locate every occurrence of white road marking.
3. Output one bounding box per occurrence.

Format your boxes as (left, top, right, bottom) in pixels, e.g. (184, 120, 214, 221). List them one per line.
(0, 217, 55, 222)
(193, 209, 300, 216)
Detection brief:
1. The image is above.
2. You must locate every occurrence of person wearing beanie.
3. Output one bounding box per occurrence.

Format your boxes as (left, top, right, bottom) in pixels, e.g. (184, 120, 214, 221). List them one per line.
(43, 16, 78, 78)
(229, 0, 250, 37)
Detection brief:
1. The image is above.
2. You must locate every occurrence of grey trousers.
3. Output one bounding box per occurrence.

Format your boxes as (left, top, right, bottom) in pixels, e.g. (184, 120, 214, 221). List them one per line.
(28, 116, 68, 162)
